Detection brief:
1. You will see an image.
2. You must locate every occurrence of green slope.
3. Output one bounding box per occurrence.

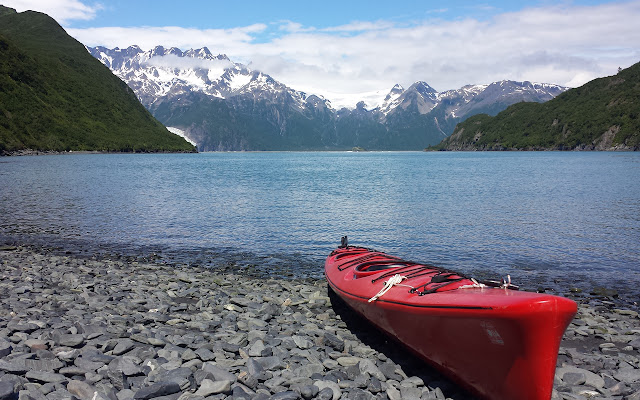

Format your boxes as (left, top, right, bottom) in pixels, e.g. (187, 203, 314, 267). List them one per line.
(0, 6, 195, 153)
(431, 62, 640, 151)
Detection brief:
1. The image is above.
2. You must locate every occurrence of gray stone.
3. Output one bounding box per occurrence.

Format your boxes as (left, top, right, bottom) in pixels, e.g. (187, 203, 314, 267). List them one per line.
(0, 341, 12, 358)
(247, 358, 264, 376)
(296, 364, 324, 378)
(316, 387, 334, 400)
(609, 382, 633, 396)
(24, 339, 47, 351)
(400, 386, 421, 399)
(67, 379, 96, 400)
(237, 372, 258, 389)
(57, 334, 85, 347)
(367, 376, 382, 394)
(0, 380, 18, 400)
(358, 360, 386, 382)
(133, 381, 181, 400)
(297, 385, 318, 400)
(155, 368, 193, 390)
(336, 357, 361, 367)
(112, 339, 136, 356)
(231, 386, 252, 400)
(323, 333, 344, 352)
(59, 366, 90, 376)
(24, 371, 67, 384)
(248, 340, 266, 357)
(556, 367, 605, 389)
(385, 385, 401, 400)
(614, 367, 640, 384)
(379, 362, 403, 381)
(109, 358, 142, 377)
(46, 389, 76, 400)
(0, 361, 27, 375)
(193, 379, 232, 396)
(627, 389, 640, 400)
(562, 372, 586, 386)
(147, 338, 165, 347)
(292, 336, 313, 350)
(258, 356, 285, 371)
(269, 391, 300, 400)
(313, 381, 341, 400)
(346, 388, 373, 400)
(75, 356, 106, 372)
(200, 363, 236, 383)
(194, 348, 215, 361)
(6, 322, 38, 334)
(400, 376, 424, 387)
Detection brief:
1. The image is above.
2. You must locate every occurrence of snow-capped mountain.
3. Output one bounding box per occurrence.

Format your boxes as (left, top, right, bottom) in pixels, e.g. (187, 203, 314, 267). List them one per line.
(88, 45, 313, 111)
(88, 45, 567, 151)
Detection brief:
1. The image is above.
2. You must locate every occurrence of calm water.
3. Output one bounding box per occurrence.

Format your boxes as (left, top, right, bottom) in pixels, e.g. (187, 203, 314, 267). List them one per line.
(1, 152, 639, 298)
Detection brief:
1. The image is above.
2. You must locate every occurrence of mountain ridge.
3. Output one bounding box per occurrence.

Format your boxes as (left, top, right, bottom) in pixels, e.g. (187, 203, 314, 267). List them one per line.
(431, 62, 640, 151)
(88, 45, 568, 151)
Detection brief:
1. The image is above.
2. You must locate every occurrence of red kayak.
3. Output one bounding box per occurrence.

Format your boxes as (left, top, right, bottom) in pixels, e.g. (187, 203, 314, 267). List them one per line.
(325, 239, 577, 400)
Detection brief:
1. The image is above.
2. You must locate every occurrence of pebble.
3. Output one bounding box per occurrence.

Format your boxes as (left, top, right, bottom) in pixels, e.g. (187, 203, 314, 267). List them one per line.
(0, 247, 639, 400)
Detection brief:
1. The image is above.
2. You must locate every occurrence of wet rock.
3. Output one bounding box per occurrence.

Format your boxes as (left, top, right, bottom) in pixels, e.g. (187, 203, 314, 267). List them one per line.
(590, 287, 619, 298)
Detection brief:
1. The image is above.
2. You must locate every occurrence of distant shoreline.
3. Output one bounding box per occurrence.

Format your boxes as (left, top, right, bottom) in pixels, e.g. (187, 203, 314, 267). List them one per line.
(0, 149, 198, 157)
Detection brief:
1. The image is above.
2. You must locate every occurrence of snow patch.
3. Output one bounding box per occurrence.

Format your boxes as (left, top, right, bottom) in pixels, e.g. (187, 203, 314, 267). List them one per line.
(167, 127, 197, 146)
(229, 72, 252, 91)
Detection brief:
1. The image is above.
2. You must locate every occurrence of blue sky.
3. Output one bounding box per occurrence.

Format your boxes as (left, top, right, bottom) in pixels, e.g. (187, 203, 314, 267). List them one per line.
(61, 0, 606, 29)
(4, 0, 640, 107)
(68, 1, 553, 29)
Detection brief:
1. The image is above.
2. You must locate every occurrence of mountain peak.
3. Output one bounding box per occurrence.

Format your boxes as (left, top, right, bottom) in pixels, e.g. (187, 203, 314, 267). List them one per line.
(409, 81, 438, 96)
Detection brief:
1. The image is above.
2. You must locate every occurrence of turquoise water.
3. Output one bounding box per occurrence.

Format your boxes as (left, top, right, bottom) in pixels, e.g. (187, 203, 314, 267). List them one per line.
(1, 151, 639, 296)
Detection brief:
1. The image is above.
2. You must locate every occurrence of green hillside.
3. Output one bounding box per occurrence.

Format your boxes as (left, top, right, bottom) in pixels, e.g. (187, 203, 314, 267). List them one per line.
(0, 6, 195, 153)
(431, 62, 640, 151)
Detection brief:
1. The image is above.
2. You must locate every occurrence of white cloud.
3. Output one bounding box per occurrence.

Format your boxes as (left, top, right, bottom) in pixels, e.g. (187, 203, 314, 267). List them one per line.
(67, 24, 268, 56)
(3, 0, 101, 24)
(6, 0, 640, 108)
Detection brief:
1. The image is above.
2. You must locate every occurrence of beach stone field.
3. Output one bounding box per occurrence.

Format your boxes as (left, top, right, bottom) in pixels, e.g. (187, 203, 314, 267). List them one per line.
(1, 247, 639, 400)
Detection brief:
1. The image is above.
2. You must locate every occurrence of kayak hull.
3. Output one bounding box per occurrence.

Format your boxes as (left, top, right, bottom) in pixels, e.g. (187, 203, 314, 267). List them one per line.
(325, 246, 577, 400)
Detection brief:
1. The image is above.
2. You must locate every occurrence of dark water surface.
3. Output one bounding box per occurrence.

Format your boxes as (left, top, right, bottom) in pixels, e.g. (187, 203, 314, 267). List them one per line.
(1, 152, 639, 299)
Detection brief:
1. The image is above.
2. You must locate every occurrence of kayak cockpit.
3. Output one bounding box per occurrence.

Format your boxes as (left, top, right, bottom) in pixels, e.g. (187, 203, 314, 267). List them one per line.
(353, 260, 413, 277)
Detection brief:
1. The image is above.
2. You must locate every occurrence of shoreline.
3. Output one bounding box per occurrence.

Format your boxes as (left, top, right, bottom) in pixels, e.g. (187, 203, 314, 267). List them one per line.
(1, 246, 639, 400)
(0, 149, 198, 157)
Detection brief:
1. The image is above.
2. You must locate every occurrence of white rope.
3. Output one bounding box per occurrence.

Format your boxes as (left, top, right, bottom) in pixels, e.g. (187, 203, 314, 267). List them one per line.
(456, 278, 487, 290)
(368, 274, 413, 302)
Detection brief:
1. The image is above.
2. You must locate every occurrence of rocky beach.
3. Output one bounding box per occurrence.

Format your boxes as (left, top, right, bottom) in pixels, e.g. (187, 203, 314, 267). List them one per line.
(1, 246, 639, 400)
